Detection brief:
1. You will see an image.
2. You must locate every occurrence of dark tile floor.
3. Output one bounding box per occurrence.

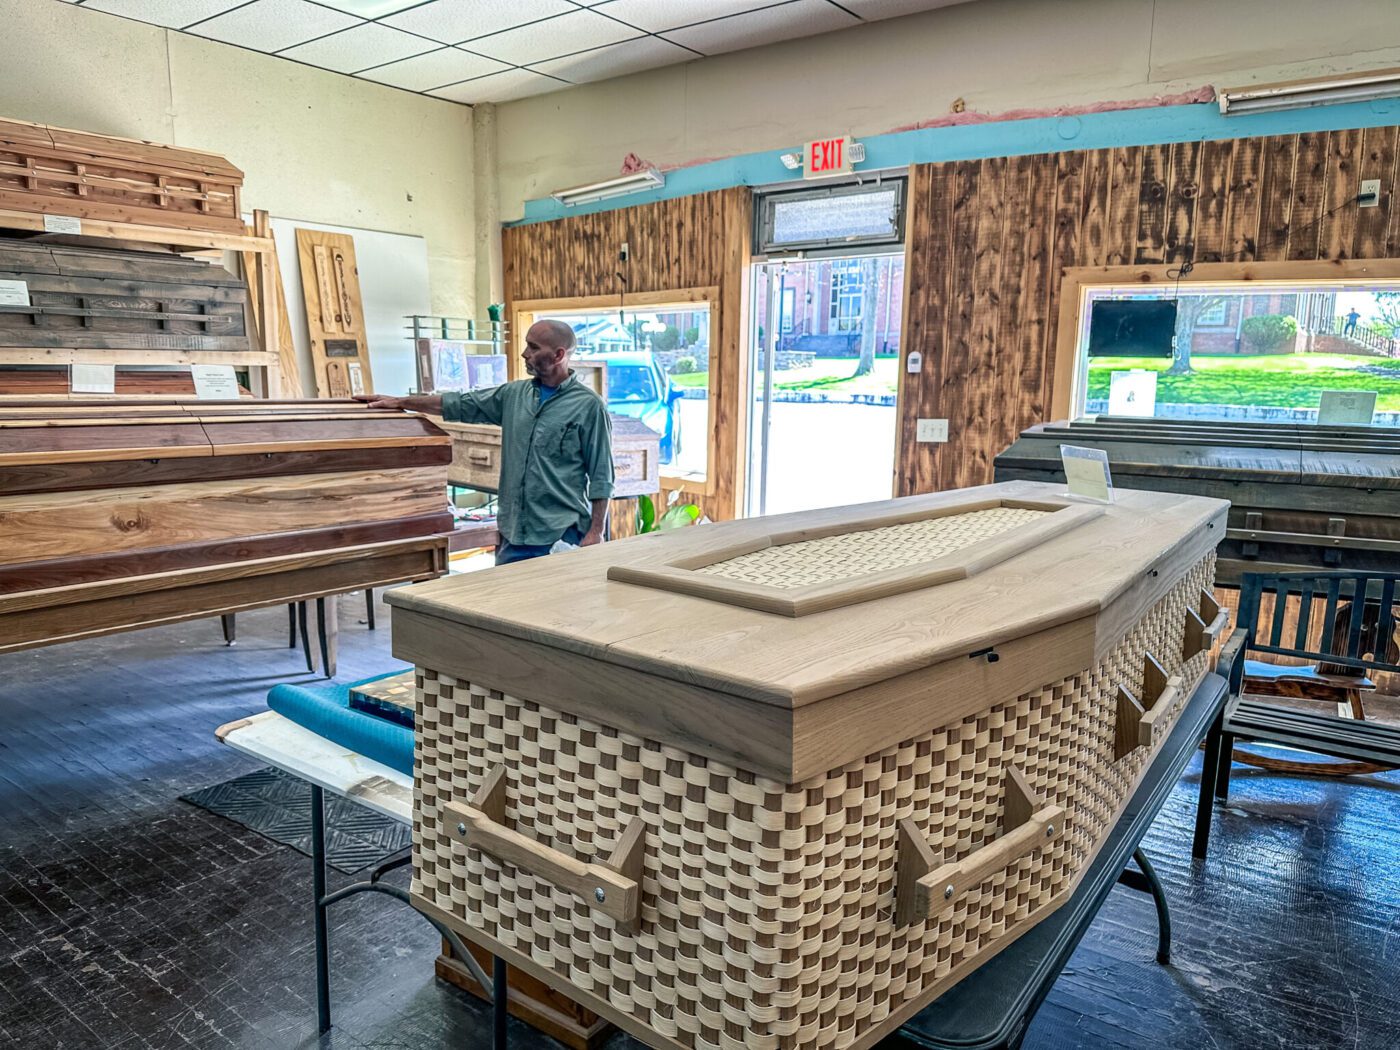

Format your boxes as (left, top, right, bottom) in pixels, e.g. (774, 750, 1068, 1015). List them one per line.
(2, 597, 1398, 1049)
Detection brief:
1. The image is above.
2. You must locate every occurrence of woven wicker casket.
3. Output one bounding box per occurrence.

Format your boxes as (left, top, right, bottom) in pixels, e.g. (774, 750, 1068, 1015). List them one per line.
(390, 480, 1229, 1050)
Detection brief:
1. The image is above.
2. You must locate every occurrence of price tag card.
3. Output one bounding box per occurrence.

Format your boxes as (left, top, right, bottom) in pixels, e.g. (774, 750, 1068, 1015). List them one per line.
(1060, 444, 1114, 503)
(42, 214, 82, 235)
(71, 363, 116, 394)
(0, 279, 29, 307)
(1317, 389, 1377, 426)
(1108, 369, 1157, 417)
(190, 364, 240, 399)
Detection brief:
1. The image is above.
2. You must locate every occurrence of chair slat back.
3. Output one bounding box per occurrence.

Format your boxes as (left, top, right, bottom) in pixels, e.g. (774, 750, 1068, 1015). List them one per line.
(1239, 571, 1400, 676)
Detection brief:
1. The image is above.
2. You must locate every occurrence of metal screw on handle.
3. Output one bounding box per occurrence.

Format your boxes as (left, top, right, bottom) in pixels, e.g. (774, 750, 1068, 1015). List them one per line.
(1045, 824, 1055, 837)
(943, 884, 955, 899)
(594, 888, 607, 904)
(457, 822, 467, 835)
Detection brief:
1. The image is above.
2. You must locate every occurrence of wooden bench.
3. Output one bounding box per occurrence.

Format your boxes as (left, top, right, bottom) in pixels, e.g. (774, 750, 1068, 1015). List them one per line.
(1194, 571, 1400, 859)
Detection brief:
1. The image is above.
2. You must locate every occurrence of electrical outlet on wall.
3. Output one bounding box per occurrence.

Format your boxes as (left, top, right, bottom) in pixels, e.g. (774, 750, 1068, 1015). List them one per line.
(916, 418, 949, 443)
(1361, 180, 1381, 208)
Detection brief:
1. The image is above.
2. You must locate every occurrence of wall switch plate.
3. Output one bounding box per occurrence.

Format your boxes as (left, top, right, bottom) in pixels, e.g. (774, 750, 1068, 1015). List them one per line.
(1361, 179, 1381, 208)
(916, 418, 949, 443)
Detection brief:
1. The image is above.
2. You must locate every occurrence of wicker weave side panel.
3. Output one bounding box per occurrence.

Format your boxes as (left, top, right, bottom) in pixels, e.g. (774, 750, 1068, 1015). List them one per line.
(413, 555, 1214, 1050)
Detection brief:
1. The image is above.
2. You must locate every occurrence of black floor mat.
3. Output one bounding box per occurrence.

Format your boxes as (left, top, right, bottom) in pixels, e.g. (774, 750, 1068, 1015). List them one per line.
(182, 765, 411, 874)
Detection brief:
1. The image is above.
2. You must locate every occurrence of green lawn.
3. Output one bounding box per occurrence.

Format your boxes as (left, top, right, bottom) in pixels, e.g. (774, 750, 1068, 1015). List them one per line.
(672, 355, 899, 395)
(1087, 353, 1400, 411)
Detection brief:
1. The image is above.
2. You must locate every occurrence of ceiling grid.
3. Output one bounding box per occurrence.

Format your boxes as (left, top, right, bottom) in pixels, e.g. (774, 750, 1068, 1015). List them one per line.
(60, 0, 975, 105)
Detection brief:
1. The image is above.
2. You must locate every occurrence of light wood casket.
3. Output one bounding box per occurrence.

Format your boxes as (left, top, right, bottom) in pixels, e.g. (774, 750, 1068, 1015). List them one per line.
(390, 481, 1229, 1050)
(0, 399, 452, 653)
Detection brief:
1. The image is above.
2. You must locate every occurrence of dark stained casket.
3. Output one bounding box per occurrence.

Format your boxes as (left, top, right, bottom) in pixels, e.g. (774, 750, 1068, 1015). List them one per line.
(995, 416, 1400, 583)
(0, 399, 452, 653)
(392, 480, 1228, 1050)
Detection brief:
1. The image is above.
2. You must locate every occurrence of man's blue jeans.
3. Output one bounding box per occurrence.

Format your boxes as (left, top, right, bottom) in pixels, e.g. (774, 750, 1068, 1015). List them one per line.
(494, 524, 583, 566)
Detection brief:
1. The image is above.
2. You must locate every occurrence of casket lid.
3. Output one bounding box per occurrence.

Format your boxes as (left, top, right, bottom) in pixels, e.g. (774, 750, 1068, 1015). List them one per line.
(389, 481, 1227, 715)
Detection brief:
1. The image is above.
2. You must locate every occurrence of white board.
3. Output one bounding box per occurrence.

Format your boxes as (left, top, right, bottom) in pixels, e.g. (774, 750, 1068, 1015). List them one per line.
(242, 214, 431, 397)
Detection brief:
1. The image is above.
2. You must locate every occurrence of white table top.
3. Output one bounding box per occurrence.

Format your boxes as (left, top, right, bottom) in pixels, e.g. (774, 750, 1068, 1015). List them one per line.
(216, 710, 412, 824)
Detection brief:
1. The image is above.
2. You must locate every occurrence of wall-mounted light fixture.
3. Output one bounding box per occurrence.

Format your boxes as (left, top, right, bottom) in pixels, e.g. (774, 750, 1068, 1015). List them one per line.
(551, 169, 665, 207)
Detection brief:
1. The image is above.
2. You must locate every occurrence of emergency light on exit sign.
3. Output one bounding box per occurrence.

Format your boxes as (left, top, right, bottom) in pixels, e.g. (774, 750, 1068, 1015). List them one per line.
(801, 136, 866, 179)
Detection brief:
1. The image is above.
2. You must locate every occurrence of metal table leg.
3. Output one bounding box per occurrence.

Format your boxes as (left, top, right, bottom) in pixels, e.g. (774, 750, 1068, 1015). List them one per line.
(306, 787, 509, 1046)
(297, 602, 314, 672)
(1117, 847, 1171, 964)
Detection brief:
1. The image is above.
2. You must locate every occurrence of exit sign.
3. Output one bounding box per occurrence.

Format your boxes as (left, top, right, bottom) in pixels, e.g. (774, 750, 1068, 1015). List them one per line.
(804, 136, 857, 179)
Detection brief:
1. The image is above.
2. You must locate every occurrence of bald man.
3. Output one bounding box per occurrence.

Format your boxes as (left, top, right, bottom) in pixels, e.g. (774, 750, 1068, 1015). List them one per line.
(356, 319, 613, 565)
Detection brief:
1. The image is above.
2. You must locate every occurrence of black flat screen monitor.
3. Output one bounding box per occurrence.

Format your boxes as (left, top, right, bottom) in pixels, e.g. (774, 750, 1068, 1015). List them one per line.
(1088, 299, 1177, 357)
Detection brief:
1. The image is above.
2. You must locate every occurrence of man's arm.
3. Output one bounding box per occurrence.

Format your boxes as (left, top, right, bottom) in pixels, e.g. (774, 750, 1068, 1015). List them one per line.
(355, 386, 507, 425)
(581, 498, 609, 547)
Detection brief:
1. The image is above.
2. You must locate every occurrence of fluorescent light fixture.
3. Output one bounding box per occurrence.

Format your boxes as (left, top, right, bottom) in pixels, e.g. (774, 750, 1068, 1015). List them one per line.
(779, 152, 802, 170)
(551, 169, 664, 207)
(1220, 68, 1400, 115)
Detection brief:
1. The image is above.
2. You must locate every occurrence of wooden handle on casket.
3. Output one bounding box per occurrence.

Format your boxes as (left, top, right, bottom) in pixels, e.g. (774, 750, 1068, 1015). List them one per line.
(443, 765, 645, 932)
(895, 766, 1063, 926)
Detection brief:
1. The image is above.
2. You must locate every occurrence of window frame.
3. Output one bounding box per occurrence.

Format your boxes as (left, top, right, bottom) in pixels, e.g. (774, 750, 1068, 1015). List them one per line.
(512, 287, 719, 494)
(754, 177, 907, 255)
(1051, 261, 1400, 423)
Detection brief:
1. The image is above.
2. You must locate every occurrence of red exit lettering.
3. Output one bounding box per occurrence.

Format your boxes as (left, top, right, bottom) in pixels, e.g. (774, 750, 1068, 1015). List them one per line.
(812, 138, 842, 172)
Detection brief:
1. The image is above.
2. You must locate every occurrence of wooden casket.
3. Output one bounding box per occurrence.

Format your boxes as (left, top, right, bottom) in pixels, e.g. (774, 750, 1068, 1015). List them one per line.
(390, 481, 1229, 1050)
(0, 399, 452, 653)
(995, 416, 1400, 583)
(0, 116, 244, 240)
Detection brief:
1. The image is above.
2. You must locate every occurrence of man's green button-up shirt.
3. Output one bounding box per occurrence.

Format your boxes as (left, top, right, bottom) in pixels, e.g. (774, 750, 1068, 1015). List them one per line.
(441, 370, 614, 546)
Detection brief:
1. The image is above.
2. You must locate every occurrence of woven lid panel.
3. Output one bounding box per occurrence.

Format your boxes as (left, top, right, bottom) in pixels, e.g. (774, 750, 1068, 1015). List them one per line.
(693, 507, 1048, 590)
(413, 554, 1213, 1050)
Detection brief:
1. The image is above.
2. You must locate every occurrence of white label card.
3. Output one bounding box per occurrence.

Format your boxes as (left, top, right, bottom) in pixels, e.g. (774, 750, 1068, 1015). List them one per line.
(1316, 389, 1377, 426)
(1060, 444, 1114, 503)
(43, 214, 82, 235)
(1108, 369, 1158, 417)
(71, 363, 116, 394)
(0, 279, 29, 307)
(190, 364, 240, 400)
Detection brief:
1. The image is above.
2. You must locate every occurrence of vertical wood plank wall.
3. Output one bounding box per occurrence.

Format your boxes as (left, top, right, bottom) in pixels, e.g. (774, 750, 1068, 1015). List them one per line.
(501, 188, 751, 528)
(900, 124, 1400, 495)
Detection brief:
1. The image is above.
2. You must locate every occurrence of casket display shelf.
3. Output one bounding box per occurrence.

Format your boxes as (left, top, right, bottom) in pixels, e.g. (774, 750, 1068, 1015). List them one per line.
(389, 481, 1230, 1050)
(0, 398, 452, 654)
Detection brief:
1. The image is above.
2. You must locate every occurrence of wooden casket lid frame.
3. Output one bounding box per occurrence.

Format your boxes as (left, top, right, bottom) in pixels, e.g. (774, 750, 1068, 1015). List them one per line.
(389, 480, 1229, 781)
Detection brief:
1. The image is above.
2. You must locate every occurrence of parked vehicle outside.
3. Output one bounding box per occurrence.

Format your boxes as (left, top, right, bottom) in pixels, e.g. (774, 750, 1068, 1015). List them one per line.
(580, 350, 684, 464)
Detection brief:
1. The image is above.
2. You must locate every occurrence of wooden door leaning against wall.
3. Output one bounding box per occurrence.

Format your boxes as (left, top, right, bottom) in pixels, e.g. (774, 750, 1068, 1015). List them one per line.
(296, 229, 375, 398)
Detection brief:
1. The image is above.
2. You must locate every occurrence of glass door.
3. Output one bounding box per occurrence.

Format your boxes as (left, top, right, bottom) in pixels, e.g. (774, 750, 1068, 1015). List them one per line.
(746, 253, 903, 517)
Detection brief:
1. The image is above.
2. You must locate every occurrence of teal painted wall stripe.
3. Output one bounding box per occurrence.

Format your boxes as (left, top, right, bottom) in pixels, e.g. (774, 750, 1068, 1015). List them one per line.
(514, 96, 1400, 226)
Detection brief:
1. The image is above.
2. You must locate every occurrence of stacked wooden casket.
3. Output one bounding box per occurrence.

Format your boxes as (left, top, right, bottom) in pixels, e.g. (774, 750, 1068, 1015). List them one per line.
(995, 416, 1400, 582)
(0, 399, 451, 654)
(391, 480, 1229, 1050)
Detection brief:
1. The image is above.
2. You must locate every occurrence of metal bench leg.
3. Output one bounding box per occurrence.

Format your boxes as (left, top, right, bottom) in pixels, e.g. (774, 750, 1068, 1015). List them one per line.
(297, 602, 315, 672)
(311, 784, 332, 1033)
(220, 613, 237, 646)
(494, 955, 508, 1050)
(316, 596, 339, 679)
(288, 603, 299, 649)
(364, 588, 376, 631)
(1215, 731, 1235, 800)
(1132, 848, 1171, 964)
(1193, 713, 1224, 860)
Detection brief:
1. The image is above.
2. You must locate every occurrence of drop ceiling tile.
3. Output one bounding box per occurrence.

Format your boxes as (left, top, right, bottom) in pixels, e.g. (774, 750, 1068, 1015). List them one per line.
(187, 0, 361, 52)
(382, 0, 576, 45)
(836, 0, 977, 19)
(662, 0, 857, 55)
(278, 21, 435, 70)
(358, 45, 508, 90)
(315, 0, 422, 15)
(596, 0, 779, 34)
(531, 36, 695, 83)
(80, 0, 247, 29)
(429, 68, 567, 104)
(466, 8, 639, 65)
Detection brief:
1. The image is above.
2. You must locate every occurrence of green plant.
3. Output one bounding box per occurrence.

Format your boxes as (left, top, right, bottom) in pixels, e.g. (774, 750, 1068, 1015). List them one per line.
(635, 490, 701, 534)
(1240, 313, 1299, 351)
(684, 326, 700, 345)
(672, 355, 698, 374)
(649, 324, 681, 353)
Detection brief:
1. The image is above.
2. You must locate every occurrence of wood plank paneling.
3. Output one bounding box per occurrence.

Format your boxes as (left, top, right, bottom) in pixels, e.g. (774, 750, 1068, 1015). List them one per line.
(901, 122, 1400, 496)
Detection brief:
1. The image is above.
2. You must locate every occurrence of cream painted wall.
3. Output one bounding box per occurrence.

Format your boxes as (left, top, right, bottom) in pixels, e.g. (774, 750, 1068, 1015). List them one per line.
(0, 0, 475, 316)
(495, 0, 1400, 221)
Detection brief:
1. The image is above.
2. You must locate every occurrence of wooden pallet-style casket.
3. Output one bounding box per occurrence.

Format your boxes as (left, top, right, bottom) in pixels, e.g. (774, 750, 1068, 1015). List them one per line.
(0, 116, 244, 239)
(0, 399, 452, 653)
(995, 416, 1400, 583)
(390, 481, 1230, 1050)
(0, 241, 249, 355)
